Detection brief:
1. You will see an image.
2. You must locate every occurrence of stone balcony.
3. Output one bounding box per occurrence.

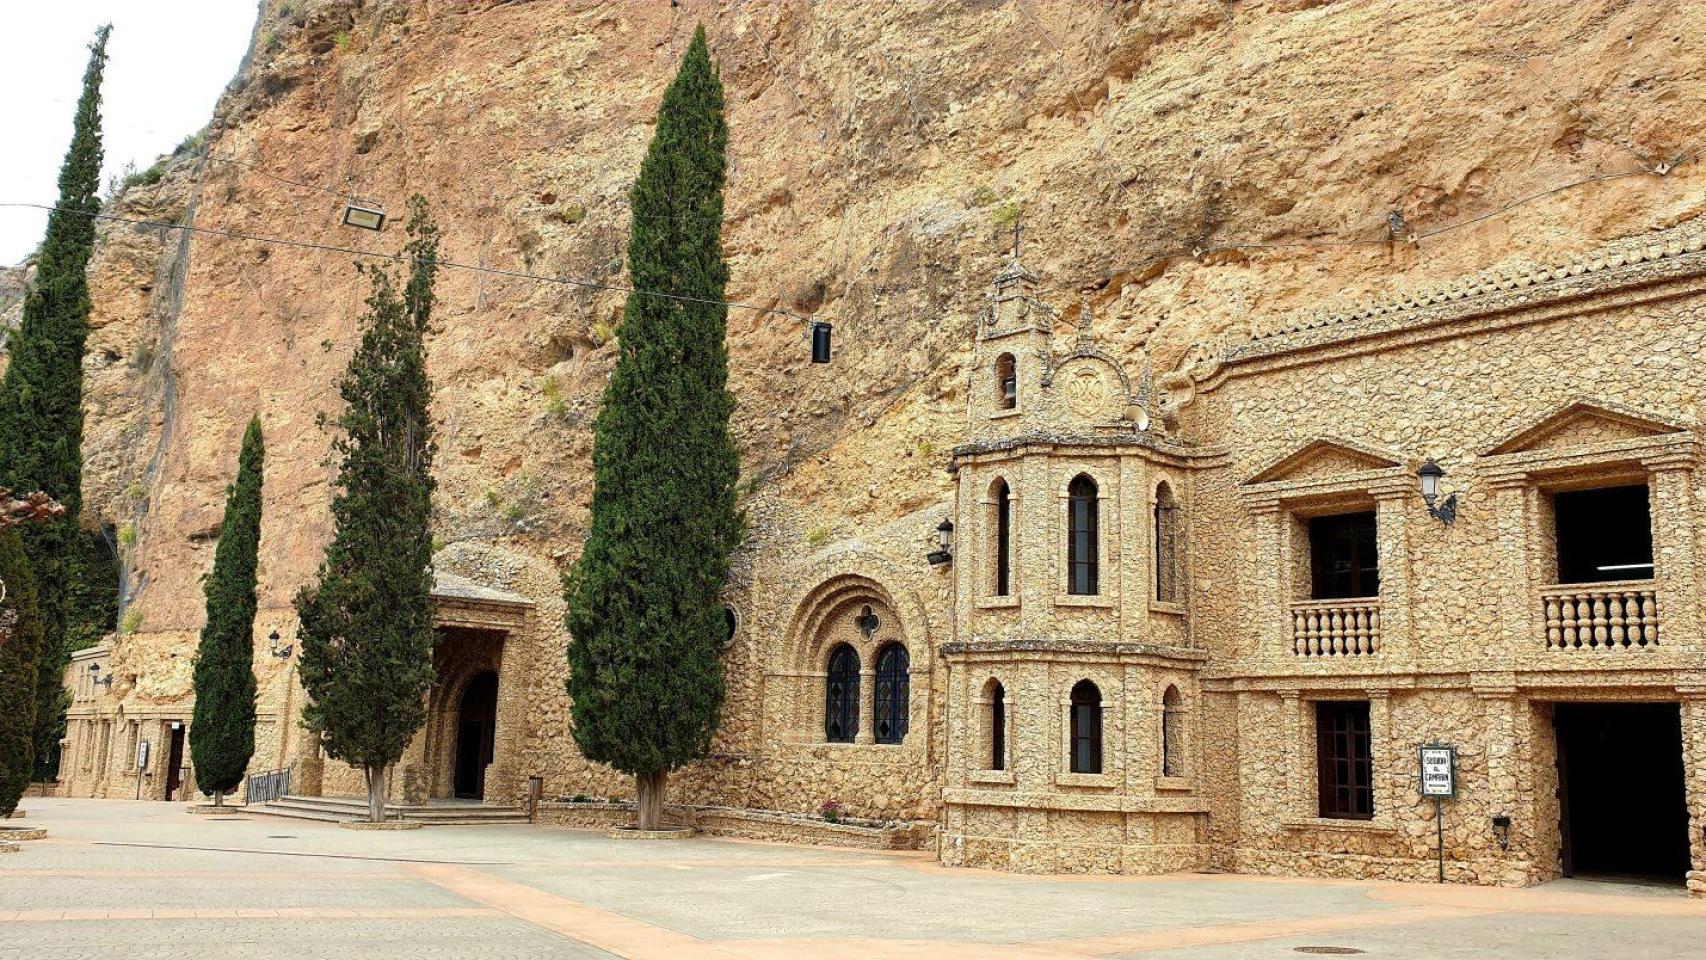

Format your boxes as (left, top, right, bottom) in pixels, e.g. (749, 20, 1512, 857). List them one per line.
(1542, 580, 1659, 651)
(1290, 598, 1381, 657)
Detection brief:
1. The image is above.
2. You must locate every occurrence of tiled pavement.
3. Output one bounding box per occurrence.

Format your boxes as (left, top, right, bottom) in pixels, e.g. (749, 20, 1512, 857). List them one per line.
(2, 799, 1703, 959)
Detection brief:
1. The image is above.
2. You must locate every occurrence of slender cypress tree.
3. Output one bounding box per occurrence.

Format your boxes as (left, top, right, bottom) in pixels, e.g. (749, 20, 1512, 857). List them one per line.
(0, 530, 44, 818)
(189, 417, 264, 807)
(0, 26, 110, 778)
(565, 27, 743, 831)
(296, 198, 439, 823)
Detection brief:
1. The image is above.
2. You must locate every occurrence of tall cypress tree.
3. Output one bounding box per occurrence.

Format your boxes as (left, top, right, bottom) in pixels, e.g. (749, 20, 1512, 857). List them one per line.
(565, 27, 743, 831)
(189, 417, 263, 807)
(0, 26, 110, 778)
(296, 198, 438, 823)
(0, 529, 45, 818)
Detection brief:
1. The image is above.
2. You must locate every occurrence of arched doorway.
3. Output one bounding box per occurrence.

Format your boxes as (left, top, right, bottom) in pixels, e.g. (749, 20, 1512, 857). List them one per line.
(453, 671, 498, 800)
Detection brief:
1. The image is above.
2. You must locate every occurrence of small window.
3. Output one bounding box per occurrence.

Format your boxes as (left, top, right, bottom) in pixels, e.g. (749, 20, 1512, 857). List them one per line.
(992, 478, 1013, 596)
(996, 353, 1017, 409)
(824, 644, 860, 743)
(1309, 511, 1379, 599)
(873, 643, 910, 744)
(1555, 484, 1653, 584)
(1067, 475, 1099, 596)
(1161, 685, 1183, 778)
(1154, 482, 1181, 603)
(723, 607, 738, 646)
(1069, 679, 1102, 774)
(1316, 700, 1374, 820)
(986, 679, 1007, 771)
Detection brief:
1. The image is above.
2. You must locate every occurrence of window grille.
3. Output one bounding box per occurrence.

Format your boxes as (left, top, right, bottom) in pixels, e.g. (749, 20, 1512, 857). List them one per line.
(873, 643, 910, 744)
(824, 644, 860, 743)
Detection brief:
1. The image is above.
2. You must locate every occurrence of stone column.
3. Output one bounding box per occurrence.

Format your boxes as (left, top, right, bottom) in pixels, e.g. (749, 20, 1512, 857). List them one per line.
(1369, 691, 1394, 823)
(1487, 477, 1534, 656)
(1250, 500, 1286, 662)
(856, 668, 876, 745)
(1280, 690, 1303, 818)
(1680, 679, 1706, 897)
(1371, 479, 1413, 660)
(1647, 461, 1700, 646)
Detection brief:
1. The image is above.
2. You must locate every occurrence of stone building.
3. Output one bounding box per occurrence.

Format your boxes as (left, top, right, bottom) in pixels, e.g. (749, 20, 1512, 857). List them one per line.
(56, 220, 1706, 895)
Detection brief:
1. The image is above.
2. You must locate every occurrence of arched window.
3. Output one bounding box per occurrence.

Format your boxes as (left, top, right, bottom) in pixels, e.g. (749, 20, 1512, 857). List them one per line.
(988, 680, 1007, 771)
(996, 353, 1017, 409)
(1162, 685, 1183, 777)
(824, 644, 860, 743)
(1154, 482, 1180, 603)
(1069, 679, 1102, 774)
(873, 643, 910, 744)
(992, 478, 1013, 596)
(1067, 474, 1099, 596)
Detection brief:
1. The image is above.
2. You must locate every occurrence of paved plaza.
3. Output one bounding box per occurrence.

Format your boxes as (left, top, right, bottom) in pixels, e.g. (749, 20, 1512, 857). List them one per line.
(2, 799, 1704, 959)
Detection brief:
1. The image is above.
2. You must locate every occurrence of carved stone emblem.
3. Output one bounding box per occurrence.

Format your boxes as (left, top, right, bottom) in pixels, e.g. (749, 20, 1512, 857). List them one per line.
(1066, 367, 1109, 417)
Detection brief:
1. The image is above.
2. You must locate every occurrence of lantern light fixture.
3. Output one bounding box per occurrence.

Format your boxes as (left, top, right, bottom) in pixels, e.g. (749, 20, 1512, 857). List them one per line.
(269, 629, 294, 660)
(342, 202, 387, 232)
(1418, 459, 1457, 525)
(927, 518, 954, 566)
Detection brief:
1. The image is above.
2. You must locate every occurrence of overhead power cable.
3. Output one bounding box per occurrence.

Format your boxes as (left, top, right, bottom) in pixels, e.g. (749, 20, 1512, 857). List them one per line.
(0, 202, 812, 323)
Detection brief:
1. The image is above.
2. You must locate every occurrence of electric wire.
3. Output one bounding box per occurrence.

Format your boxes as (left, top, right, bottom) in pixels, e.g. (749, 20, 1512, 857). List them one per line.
(0, 202, 812, 322)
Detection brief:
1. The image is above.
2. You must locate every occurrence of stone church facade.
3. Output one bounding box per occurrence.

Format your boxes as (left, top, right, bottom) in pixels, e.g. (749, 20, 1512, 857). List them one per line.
(56, 220, 1706, 894)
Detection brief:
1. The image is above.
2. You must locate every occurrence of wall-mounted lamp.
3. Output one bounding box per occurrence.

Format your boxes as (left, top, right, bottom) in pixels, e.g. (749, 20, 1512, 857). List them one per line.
(926, 518, 954, 566)
(1492, 814, 1511, 851)
(809, 321, 833, 364)
(269, 629, 293, 660)
(88, 662, 113, 690)
(342, 202, 387, 231)
(1418, 459, 1458, 525)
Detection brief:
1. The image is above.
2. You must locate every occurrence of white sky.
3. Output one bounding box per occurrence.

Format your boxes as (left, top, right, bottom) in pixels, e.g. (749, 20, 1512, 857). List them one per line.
(0, 3, 259, 264)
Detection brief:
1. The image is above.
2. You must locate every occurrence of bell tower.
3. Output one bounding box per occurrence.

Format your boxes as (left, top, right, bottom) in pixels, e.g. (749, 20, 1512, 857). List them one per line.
(969, 256, 1055, 438)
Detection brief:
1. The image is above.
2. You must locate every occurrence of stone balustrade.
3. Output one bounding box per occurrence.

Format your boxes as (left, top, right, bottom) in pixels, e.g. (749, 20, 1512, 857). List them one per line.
(1542, 581, 1659, 651)
(1290, 599, 1381, 657)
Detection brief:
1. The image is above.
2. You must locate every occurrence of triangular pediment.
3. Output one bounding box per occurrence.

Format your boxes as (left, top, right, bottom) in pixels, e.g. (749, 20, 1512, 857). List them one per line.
(1484, 402, 1688, 456)
(1246, 438, 1403, 485)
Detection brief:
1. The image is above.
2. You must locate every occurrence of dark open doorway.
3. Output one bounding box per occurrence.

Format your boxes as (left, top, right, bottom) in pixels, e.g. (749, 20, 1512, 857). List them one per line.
(1555, 702, 1689, 883)
(453, 671, 498, 800)
(164, 724, 186, 801)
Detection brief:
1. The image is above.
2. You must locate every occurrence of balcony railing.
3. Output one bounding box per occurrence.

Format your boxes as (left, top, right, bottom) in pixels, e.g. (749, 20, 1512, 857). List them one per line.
(1291, 599, 1381, 657)
(1542, 581, 1659, 651)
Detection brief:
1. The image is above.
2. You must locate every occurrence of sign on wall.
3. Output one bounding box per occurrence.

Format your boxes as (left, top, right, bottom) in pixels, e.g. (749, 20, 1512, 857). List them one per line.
(1419, 744, 1456, 799)
(136, 739, 150, 772)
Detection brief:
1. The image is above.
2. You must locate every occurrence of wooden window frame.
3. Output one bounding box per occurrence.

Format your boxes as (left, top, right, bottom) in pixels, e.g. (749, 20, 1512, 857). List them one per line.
(1315, 700, 1375, 820)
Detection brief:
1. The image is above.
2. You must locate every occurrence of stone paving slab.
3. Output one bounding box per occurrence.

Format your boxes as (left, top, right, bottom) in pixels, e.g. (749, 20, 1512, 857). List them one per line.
(5, 800, 1704, 960)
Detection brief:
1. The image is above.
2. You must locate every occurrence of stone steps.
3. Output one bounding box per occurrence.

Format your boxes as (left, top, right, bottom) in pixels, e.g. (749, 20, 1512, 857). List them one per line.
(256, 795, 529, 826)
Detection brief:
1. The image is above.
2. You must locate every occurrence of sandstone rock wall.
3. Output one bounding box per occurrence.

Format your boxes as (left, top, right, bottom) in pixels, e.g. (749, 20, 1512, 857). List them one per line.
(39, 0, 1706, 725)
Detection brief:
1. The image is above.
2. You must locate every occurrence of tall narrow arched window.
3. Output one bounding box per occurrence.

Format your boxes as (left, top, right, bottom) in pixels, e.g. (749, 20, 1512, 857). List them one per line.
(996, 353, 1017, 409)
(1069, 679, 1102, 774)
(824, 644, 860, 743)
(1162, 685, 1183, 777)
(985, 678, 1007, 771)
(1154, 482, 1180, 604)
(873, 643, 910, 744)
(1067, 475, 1099, 596)
(993, 478, 1013, 596)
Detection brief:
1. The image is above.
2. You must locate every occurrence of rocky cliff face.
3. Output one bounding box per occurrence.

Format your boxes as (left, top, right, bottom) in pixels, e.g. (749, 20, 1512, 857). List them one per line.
(49, 0, 1706, 701)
